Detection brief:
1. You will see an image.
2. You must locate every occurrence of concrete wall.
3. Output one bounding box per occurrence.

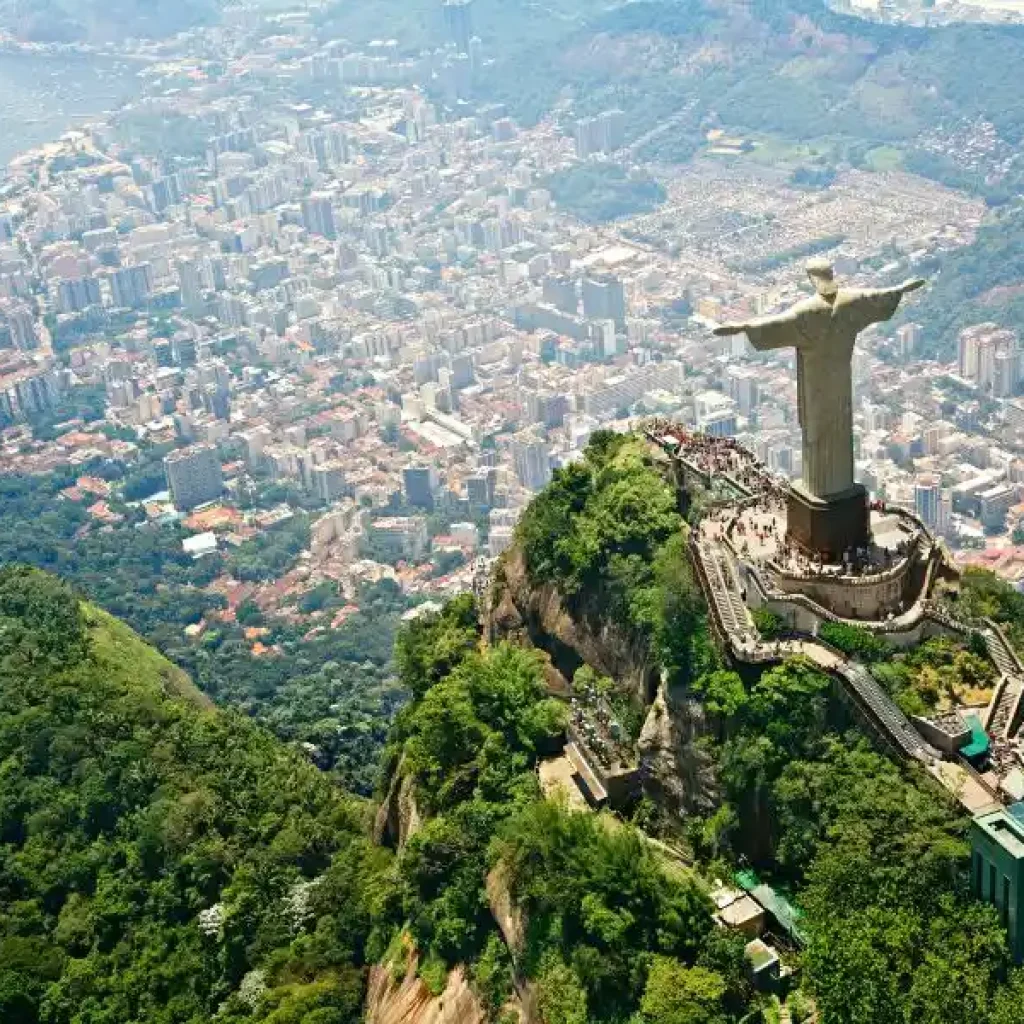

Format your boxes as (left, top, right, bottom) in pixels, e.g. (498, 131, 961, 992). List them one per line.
(773, 568, 906, 620)
(740, 559, 962, 651)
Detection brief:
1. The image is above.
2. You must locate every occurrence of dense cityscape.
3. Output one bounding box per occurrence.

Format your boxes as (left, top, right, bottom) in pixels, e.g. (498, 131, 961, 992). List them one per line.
(4, 0, 1024, 1022)
(2, 0, 1023, 635)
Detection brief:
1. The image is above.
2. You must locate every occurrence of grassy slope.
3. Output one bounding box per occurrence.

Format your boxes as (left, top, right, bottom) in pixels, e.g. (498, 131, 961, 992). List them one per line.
(82, 601, 214, 710)
(0, 570, 382, 1024)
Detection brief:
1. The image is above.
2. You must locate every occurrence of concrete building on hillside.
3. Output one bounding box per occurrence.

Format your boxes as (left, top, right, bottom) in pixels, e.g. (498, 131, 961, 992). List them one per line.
(971, 808, 1024, 964)
(164, 443, 223, 511)
(511, 432, 551, 491)
(581, 274, 626, 330)
(369, 515, 429, 561)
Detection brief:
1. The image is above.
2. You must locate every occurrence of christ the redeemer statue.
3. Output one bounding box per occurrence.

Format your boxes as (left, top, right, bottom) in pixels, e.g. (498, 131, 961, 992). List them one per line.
(713, 259, 924, 559)
(714, 259, 925, 501)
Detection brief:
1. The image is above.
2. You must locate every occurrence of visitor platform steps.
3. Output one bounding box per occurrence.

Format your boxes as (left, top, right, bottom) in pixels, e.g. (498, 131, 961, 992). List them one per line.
(983, 626, 1024, 741)
(692, 530, 939, 764)
(840, 661, 940, 763)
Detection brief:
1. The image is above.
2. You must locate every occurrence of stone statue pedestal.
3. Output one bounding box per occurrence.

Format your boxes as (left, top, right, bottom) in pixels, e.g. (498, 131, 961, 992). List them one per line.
(786, 483, 870, 563)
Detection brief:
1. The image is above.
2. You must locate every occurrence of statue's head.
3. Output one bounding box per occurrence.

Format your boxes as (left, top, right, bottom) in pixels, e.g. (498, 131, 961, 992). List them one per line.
(806, 258, 838, 299)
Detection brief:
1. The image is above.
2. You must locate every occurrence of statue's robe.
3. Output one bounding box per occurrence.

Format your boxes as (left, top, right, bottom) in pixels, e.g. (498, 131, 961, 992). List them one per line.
(741, 287, 904, 499)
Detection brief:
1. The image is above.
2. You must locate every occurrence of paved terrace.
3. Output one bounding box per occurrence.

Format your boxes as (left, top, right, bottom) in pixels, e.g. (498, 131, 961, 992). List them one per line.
(643, 423, 1024, 807)
(693, 529, 941, 764)
(643, 424, 943, 763)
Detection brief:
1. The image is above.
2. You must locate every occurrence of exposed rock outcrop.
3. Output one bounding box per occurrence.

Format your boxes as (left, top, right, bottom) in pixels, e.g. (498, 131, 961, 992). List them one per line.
(373, 755, 422, 850)
(486, 861, 525, 959)
(490, 545, 719, 815)
(638, 678, 720, 816)
(488, 547, 656, 703)
(365, 958, 487, 1024)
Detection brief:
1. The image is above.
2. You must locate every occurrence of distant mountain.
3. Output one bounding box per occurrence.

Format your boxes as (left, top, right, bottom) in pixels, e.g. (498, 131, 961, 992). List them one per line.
(0, 0, 220, 42)
(468, 0, 1024, 154)
(447, 0, 1024, 355)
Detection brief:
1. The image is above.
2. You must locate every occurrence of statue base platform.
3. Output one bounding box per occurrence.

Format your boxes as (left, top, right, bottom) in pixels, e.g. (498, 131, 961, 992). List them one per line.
(786, 483, 870, 563)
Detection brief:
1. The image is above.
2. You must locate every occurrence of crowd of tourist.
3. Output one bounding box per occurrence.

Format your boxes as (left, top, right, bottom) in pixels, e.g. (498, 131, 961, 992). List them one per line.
(647, 421, 920, 581)
(568, 681, 632, 772)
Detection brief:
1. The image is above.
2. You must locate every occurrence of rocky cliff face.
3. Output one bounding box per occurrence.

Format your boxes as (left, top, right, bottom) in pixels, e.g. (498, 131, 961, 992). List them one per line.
(366, 947, 533, 1024)
(637, 678, 720, 817)
(486, 861, 525, 959)
(489, 545, 719, 816)
(365, 959, 489, 1024)
(488, 547, 657, 703)
(373, 755, 422, 850)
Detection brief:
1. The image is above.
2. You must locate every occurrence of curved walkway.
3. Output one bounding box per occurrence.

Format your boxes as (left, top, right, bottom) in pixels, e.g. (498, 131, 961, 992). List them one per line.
(697, 537, 939, 763)
(646, 424, 1020, 779)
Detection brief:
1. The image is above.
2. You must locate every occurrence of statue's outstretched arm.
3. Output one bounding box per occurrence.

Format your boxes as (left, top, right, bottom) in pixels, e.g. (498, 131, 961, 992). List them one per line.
(714, 308, 799, 350)
(844, 278, 926, 331)
(870, 277, 926, 299)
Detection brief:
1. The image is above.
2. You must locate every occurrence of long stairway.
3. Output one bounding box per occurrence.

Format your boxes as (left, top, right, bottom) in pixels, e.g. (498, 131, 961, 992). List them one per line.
(699, 541, 753, 638)
(983, 626, 1024, 740)
(840, 662, 938, 762)
(692, 534, 938, 764)
(988, 679, 1017, 739)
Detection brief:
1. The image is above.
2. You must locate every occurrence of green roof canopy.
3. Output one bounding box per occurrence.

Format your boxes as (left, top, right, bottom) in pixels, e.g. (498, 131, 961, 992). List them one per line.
(734, 869, 807, 945)
(961, 713, 991, 761)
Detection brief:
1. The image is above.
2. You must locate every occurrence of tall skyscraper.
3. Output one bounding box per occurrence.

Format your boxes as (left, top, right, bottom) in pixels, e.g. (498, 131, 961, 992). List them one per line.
(726, 365, 761, 416)
(466, 468, 496, 509)
(511, 432, 552, 491)
(403, 465, 437, 509)
(542, 274, 578, 315)
(994, 350, 1019, 398)
(442, 0, 474, 53)
(0, 302, 38, 350)
(299, 126, 349, 171)
(57, 276, 102, 314)
(110, 263, 153, 309)
(164, 444, 224, 511)
(896, 322, 919, 359)
(914, 473, 942, 530)
(176, 257, 208, 311)
(525, 389, 568, 428)
(573, 109, 626, 158)
(172, 334, 199, 369)
(958, 323, 1019, 393)
(301, 193, 337, 240)
(582, 274, 627, 329)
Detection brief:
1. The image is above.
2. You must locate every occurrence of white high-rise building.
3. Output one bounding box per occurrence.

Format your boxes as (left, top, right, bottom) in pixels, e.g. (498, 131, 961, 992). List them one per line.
(164, 444, 223, 512)
(511, 432, 552, 491)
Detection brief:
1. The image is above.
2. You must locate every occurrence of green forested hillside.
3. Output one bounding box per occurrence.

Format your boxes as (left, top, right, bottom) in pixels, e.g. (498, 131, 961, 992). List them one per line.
(310, 0, 1024, 156)
(905, 206, 1024, 359)
(693, 656, 1024, 1023)
(507, 432, 1024, 1023)
(0, 468, 407, 796)
(0, 566, 388, 1024)
(376, 591, 755, 1024)
(13, 438, 1024, 1024)
(0, 560, 746, 1024)
(515, 430, 712, 685)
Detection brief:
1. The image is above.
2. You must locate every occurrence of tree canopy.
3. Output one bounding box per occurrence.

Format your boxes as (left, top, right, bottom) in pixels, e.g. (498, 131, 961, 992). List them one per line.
(516, 432, 712, 685)
(0, 567, 388, 1024)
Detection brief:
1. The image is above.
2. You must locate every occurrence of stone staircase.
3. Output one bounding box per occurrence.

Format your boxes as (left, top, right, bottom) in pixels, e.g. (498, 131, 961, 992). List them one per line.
(983, 626, 1024, 741)
(698, 541, 753, 638)
(839, 661, 938, 762)
(691, 534, 938, 764)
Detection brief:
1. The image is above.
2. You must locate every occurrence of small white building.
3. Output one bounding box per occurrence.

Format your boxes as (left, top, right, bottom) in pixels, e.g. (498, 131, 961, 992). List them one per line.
(182, 531, 218, 560)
